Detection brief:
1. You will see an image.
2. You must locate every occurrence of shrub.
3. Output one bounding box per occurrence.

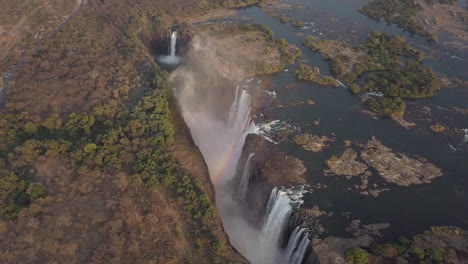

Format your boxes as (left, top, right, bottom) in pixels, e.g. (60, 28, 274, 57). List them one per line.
(409, 247, 425, 260)
(293, 134, 310, 145)
(430, 124, 446, 133)
(292, 20, 305, 28)
(84, 143, 98, 153)
(345, 247, 369, 264)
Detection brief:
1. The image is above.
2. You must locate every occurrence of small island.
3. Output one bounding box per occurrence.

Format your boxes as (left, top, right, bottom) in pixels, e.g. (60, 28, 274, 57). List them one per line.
(303, 31, 439, 118)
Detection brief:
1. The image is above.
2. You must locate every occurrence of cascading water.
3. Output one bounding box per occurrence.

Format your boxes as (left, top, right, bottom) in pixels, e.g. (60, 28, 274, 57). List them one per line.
(285, 227, 306, 261)
(259, 188, 293, 260)
(172, 36, 309, 264)
(169, 31, 177, 58)
(158, 29, 180, 65)
(239, 152, 255, 201)
(291, 233, 310, 264)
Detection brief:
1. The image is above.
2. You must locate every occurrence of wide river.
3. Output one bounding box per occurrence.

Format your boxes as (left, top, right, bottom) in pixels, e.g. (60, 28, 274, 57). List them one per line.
(212, 0, 468, 241)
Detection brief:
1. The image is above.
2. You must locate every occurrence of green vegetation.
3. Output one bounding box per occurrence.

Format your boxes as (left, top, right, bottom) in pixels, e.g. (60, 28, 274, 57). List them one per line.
(303, 36, 381, 84)
(349, 84, 361, 95)
(424, 0, 458, 6)
(363, 97, 406, 118)
(359, 0, 457, 40)
(352, 227, 465, 263)
(278, 38, 302, 65)
(293, 134, 310, 145)
(359, 0, 431, 39)
(361, 32, 420, 66)
(292, 20, 306, 28)
(365, 61, 440, 98)
(0, 171, 45, 220)
(206, 0, 264, 9)
(295, 64, 339, 87)
(0, 64, 225, 262)
(205, 22, 274, 39)
(303, 31, 440, 117)
(204, 23, 300, 75)
(345, 247, 369, 264)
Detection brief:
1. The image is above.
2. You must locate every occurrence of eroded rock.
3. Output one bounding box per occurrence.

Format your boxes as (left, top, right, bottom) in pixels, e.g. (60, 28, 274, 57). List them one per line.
(325, 149, 368, 178)
(310, 235, 374, 264)
(293, 133, 334, 152)
(243, 134, 307, 188)
(361, 139, 443, 186)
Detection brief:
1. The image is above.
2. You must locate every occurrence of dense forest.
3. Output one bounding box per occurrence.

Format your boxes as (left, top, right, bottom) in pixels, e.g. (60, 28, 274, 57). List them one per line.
(346, 226, 463, 264)
(0, 0, 268, 262)
(303, 31, 440, 117)
(295, 64, 340, 87)
(359, 0, 458, 40)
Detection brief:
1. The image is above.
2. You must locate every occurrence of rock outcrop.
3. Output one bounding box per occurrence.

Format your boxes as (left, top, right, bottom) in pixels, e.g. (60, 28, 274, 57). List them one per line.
(243, 134, 307, 188)
(308, 236, 374, 264)
(325, 149, 368, 178)
(361, 139, 443, 186)
(294, 133, 334, 152)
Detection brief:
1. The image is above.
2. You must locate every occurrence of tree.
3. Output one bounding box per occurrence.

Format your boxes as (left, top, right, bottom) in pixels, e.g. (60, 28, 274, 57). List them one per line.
(84, 143, 98, 153)
(346, 248, 369, 264)
(26, 183, 45, 201)
(409, 247, 425, 260)
(24, 122, 38, 134)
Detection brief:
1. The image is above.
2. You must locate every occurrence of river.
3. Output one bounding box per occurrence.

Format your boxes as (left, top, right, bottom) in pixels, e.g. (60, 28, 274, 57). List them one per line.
(220, 0, 468, 240)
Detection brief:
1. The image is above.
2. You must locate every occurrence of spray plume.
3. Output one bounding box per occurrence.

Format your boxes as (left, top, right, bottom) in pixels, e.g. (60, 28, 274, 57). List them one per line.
(171, 33, 309, 264)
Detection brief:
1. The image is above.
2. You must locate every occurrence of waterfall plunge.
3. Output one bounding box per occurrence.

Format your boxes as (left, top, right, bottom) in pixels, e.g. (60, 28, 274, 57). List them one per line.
(286, 226, 310, 264)
(239, 153, 255, 201)
(172, 36, 309, 264)
(260, 188, 292, 258)
(158, 30, 180, 65)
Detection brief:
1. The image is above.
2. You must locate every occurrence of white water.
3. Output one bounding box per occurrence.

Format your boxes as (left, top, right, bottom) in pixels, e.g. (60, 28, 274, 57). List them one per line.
(336, 79, 347, 88)
(285, 225, 310, 264)
(239, 153, 255, 201)
(172, 36, 309, 264)
(363, 91, 384, 97)
(463, 129, 468, 143)
(252, 120, 298, 144)
(258, 188, 293, 262)
(285, 226, 306, 261)
(158, 30, 180, 65)
(291, 232, 310, 264)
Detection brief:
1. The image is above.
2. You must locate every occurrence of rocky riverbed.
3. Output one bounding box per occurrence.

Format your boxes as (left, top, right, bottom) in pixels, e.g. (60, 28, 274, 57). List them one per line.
(293, 133, 334, 152)
(324, 138, 443, 187)
(361, 138, 443, 186)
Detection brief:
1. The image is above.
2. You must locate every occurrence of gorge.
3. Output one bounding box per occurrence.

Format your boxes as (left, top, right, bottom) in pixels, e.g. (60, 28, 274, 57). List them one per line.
(1, 0, 467, 263)
(169, 30, 310, 264)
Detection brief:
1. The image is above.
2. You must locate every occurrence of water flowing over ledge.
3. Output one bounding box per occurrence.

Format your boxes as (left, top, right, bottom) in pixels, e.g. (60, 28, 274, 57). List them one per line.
(171, 32, 310, 264)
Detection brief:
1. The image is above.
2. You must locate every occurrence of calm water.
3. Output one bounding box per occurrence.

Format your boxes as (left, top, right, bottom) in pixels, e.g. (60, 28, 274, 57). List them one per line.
(225, 0, 468, 240)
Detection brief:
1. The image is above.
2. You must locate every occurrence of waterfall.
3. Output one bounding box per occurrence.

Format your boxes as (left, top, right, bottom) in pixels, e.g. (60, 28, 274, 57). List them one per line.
(172, 37, 310, 264)
(285, 226, 310, 264)
(291, 233, 310, 264)
(285, 226, 306, 260)
(259, 188, 292, 259)
(259, 188, 310, 264)
(158, 29, 180, 65)
(239, 152, 255, 201)
(169, 31, 178, 58)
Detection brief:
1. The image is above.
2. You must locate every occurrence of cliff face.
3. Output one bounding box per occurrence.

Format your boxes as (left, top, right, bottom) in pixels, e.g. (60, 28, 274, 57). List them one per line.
(0, 0, 256, 263)
(170, 104, 249, 263)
